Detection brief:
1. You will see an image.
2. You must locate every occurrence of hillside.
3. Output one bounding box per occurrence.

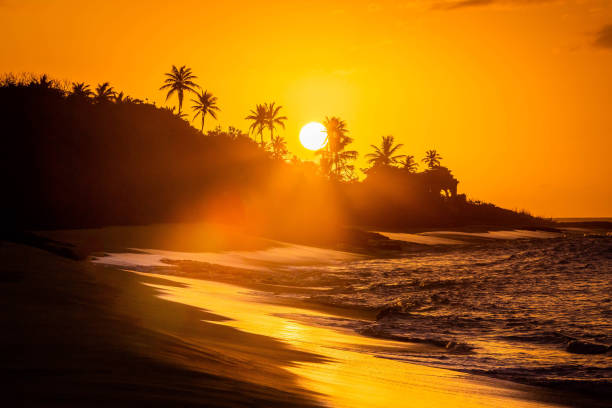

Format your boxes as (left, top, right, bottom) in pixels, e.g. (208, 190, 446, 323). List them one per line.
(0, 77, 551, 240)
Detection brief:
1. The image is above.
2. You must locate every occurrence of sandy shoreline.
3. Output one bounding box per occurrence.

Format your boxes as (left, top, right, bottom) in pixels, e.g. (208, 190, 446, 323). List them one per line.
(2, 241, 325, 407)
(136, 270, 604, 408)
(2, 224, 609, 407)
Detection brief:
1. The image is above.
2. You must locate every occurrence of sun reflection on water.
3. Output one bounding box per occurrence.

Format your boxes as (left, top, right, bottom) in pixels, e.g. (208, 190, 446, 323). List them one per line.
(137, 272, 564, 408)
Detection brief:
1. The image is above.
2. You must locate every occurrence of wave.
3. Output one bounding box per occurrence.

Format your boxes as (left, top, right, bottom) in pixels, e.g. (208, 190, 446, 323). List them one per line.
(94, 242, 361, 271)
(358, 324, 475, 354)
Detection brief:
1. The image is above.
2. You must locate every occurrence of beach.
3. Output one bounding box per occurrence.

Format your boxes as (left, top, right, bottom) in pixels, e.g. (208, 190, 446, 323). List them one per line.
(3, 1, 611, 404)
(3, 223, 609, 407)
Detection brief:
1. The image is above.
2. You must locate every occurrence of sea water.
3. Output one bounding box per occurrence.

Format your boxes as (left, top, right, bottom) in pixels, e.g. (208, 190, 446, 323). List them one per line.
(97, 229, 612, 396)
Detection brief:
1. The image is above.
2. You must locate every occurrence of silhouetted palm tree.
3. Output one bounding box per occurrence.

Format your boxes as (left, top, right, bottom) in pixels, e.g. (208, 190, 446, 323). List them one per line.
(265, 102, 287, 143)
(401, 155, 418, 173)
(245, 104, 267, 146)
(70, 82, 92, 98)
(318, 116, 358, 180)
(114, 91, 126, 103)
(366, 135, 405, 168)
(422, 150, 443, 169)
(33, 74, 55, 89)
(191, 90, 220, 132)
(94, 82, 116, 103)
(335, 151, 358, 181)
(160, 65, 198, 114)
(270, 135, 288, 160)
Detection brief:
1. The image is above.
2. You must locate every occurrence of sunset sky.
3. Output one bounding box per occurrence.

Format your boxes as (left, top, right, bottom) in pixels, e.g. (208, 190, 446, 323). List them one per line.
(1, 0, 610, 217)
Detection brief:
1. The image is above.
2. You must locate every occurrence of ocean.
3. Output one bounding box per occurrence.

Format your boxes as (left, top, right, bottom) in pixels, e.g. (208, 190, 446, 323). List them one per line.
(96, 226, 612, 397)
(289, 231, 612, 395)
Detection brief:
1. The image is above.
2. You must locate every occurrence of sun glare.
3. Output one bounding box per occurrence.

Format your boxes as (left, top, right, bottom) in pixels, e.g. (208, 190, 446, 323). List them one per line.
(299, 122, 327, 151)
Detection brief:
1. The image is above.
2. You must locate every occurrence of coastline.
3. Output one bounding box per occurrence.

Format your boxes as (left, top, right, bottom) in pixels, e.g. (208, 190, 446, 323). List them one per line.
(3, 223, 610, 407)
(1, 241, 322, 407)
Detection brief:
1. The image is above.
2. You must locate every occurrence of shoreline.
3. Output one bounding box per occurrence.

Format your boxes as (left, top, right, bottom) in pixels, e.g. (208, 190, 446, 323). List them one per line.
(1, 241, 323, 407)
(136, 269, 600, 408)
(3, 240, 603, 407)
(3, 223, 610, 407)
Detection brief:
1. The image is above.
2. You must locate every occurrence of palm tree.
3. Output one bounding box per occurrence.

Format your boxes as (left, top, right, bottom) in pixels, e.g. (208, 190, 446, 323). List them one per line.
(401, 155, 418, 173)
(114, 91, 126, 103)
(245, 104, 267, 146)
(422, 150, 443, 169)
(335, 150, 358, 181)
(70, 82, 92, 98)
(365, 135, 405, 168)
(94, 82, 116, 103)
(160, 65, 199, 114)
(191, 90, 220, 132)
(318, 116, 358, 180)
(33, 74, 55, 89)
(270, 135, 288, 160)
(265, 102, 287, 143)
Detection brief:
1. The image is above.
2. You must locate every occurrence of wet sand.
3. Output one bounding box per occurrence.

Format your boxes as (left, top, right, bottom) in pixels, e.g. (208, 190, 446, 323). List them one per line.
(136, 271, 604, 408)
(1, 241, 321, 407)
(2, 224, 608, 407)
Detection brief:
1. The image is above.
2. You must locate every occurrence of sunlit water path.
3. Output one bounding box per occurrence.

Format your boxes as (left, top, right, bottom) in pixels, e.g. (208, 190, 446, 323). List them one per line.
(130, 272, 568, 407)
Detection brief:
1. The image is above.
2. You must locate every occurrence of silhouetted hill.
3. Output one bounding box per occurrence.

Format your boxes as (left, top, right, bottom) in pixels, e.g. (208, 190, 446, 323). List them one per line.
(0, 77, 551, 241)
(343, 165, 546, 228)
(1, 83, 253, 227)
(0, 78, 352, 244)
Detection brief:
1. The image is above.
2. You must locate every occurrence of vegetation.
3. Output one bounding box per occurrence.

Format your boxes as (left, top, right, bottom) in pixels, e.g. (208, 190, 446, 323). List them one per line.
(160, 65, 199, 114)
(422, 149, 443, 169)
(270, 135, 289, 160)
(317, 117, 358, 181)
(0, 71, 550, 239)
(94, 82, 116, 103)
(245, 104, 268, 146)
(265, 102, 287, 143)
(366, 135, 405, 169)
(191, 90, 220, 132)
(245, 103, 287, 148)
(205, 125, 249, 140)
(71, 82, 92, 98)
(401, 155, 418, 173)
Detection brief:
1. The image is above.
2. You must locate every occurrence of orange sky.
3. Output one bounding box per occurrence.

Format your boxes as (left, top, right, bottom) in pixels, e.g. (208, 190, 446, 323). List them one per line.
(1, 0, 610, 217)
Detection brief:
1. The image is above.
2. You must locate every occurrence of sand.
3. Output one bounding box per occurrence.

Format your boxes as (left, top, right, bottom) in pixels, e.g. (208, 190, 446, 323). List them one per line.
(2, 224, 607, 407)
(1, 241, 321, 407)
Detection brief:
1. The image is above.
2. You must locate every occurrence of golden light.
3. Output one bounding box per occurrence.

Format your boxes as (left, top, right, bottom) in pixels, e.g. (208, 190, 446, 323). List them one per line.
(299, 122, 328, 151)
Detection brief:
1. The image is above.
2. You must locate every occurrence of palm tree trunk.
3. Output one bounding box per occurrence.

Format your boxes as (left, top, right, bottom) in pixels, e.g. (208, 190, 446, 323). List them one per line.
(201, 115, 205, 133)
(178, 90, 183, 114)
(335, 154, 339, 179)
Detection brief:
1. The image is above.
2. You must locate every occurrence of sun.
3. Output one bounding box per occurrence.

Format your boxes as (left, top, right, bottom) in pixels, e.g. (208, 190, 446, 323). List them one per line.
(299, 122, 327, 151)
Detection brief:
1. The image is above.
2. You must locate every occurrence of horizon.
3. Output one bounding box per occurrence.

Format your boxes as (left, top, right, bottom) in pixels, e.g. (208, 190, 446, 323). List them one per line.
(1, 0, 611, 217)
